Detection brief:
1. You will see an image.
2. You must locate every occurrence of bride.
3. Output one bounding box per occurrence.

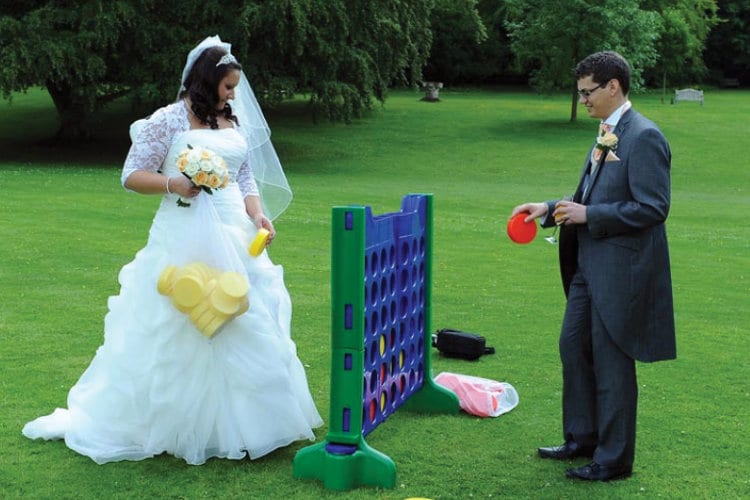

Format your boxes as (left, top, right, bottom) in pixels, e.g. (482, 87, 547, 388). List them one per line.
(22, 36, 323, 465)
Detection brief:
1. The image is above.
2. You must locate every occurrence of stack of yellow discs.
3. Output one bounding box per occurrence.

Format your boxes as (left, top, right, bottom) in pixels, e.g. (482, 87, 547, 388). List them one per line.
(210, 272, 249, 315)
(157, 263, 250, 338)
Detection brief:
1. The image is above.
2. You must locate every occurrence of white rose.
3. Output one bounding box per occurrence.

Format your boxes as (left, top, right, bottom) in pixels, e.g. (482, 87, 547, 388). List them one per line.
(184, 161, 200, 176)
(186, 149, 201, 163)
(211, 154, 224, 169)
(200, 159, 213, 172)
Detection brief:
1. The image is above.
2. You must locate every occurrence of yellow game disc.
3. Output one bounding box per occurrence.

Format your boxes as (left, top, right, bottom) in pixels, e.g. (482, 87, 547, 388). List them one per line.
(249, 228, 270, 257)
(218, 272, 249, 298)
(203, 316, 227, 338)
(157, 265, 177, 295)
(172, 275, 204, 310)
(209, 291, 241, 316)
(188, 300, 210, 323)
(236, 295, 250, 316)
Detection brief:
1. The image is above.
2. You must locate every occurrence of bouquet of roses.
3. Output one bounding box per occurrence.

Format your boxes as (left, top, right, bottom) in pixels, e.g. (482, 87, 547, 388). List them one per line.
(175, 144, 230, 207)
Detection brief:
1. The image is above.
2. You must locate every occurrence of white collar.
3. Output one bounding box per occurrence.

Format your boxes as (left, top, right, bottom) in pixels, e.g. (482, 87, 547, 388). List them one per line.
(603, 100, 632, 129)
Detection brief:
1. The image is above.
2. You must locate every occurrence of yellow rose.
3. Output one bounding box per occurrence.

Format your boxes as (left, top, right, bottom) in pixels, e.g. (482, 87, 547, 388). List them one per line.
(207, 173, 221, 189)
(177, 156, 188, 172)
(193, 171, 209, 186)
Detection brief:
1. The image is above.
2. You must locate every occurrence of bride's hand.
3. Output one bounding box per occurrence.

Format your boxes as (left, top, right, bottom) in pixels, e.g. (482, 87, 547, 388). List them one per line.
(169, 175, 201, 198)
(253, 214, 276, 244)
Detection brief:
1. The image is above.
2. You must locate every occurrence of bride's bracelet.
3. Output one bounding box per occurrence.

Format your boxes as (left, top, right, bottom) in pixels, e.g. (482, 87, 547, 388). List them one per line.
(165, 177, 172, 195)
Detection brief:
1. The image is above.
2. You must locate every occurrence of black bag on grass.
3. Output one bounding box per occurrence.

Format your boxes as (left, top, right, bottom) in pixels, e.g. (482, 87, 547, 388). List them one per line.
(431, 328, 495, 361)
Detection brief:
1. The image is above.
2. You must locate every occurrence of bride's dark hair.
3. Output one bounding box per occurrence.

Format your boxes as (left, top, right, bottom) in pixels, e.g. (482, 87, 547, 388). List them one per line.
(180, 46, 241, 129)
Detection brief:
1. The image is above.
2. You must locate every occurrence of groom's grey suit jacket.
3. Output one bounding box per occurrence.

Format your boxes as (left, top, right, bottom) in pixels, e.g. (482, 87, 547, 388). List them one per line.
(543, 108, 676, 362)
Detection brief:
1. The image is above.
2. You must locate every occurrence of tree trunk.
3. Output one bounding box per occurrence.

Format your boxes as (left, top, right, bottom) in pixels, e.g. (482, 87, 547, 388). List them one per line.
(661, 70, 666, 104)
(46, 80, 92, 142)
(570, 83, 578, 122)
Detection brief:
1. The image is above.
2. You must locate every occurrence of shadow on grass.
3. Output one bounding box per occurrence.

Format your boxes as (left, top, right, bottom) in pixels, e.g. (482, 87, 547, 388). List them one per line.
(1, 90, 324, 168)
(487, 116, 595, 143)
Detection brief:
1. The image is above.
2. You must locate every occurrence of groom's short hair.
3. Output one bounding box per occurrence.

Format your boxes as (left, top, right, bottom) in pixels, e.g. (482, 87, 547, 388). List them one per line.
(575, 51, 631, 96)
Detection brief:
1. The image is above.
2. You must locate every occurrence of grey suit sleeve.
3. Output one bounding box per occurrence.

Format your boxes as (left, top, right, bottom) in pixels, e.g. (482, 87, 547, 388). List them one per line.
(540, 200, 559, 228)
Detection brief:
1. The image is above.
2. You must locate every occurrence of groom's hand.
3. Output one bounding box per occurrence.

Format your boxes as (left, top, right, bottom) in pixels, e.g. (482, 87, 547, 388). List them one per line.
(553, 200, 587, 225)
(511, 202, 547, 223)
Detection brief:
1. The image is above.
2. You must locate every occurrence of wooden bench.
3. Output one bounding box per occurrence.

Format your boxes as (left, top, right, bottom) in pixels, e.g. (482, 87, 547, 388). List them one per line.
(673, 88, 704, 105)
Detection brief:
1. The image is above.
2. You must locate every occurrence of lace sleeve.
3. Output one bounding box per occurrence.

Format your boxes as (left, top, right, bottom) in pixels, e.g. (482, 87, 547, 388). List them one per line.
(236, 154, 260, 199)
(121, 103, 188, 188)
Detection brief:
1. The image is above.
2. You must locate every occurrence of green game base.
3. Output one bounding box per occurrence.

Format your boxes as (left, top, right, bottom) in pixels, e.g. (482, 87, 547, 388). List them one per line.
(292, 378, 458, 491)
(293, 437, 396, 491)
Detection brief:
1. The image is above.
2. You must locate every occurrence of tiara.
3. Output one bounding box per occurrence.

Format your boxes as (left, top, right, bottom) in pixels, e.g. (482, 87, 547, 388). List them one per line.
(216, 53, 238, 67)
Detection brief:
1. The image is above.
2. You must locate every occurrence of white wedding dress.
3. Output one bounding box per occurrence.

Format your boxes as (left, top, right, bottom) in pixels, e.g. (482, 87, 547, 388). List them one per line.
(22, 102, 323, 465)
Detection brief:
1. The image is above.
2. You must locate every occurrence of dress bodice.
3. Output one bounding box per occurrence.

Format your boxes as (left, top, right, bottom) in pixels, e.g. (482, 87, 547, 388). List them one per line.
(122, 102, 259, 199)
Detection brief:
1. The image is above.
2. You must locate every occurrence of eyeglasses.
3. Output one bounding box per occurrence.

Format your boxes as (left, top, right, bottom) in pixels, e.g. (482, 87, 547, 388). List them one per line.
(577, 83, 606, 98)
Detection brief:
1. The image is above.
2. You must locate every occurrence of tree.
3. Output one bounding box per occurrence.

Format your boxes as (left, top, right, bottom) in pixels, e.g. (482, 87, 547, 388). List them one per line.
(704, 0, 750, 85)
(504, 0, 661, 121)
(642, 0, 719, 100)
(0, 0, 435, 139)
(0, 0, 223, 140)
(238, 0, 434, 122)
(422, 0, 488, 84)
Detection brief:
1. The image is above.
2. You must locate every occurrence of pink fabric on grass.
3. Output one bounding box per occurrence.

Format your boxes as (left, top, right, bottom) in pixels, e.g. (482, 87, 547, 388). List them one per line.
(435, 372, 519, 418)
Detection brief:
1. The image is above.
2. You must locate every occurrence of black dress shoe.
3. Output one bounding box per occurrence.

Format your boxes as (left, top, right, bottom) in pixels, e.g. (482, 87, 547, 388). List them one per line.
(538, 442, 594, 460)
(566, 462, 633, 481)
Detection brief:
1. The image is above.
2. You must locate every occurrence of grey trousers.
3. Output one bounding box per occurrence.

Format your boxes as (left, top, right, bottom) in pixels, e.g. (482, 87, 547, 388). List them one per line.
(559, 270, 637, 467)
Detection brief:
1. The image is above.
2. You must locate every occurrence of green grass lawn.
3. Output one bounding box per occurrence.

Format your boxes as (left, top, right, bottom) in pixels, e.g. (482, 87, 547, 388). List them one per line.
(1, 86, 749, 499)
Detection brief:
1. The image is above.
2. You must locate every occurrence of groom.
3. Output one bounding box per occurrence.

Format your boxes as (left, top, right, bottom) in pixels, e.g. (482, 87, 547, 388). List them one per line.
(511, 51, 676, 481)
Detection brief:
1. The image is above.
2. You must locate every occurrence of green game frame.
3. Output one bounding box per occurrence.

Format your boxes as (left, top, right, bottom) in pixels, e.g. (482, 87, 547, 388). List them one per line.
(293, 194, 459, 491)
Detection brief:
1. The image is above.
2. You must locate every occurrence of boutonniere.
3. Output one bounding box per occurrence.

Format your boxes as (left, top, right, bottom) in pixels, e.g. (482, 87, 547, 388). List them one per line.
(594, 129, 619, 163)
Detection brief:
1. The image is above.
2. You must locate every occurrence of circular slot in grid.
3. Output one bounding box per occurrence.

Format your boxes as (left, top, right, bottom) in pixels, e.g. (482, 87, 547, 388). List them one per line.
(368, 340, 378, 365)
(399, 295, 409, 320)
(401, 238, 418, 266)
(399, 267, 409, 293)
(369, 251, 378, 277)
(369, 280, 378, 307)
(369, 310, 378, 336)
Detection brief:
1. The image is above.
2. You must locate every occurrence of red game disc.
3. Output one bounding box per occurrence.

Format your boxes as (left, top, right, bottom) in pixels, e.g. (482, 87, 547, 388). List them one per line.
(507, 212, 537, 244)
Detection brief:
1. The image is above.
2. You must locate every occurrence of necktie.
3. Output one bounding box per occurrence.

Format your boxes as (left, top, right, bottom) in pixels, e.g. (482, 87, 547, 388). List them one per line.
(583, 123, 610, 199)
